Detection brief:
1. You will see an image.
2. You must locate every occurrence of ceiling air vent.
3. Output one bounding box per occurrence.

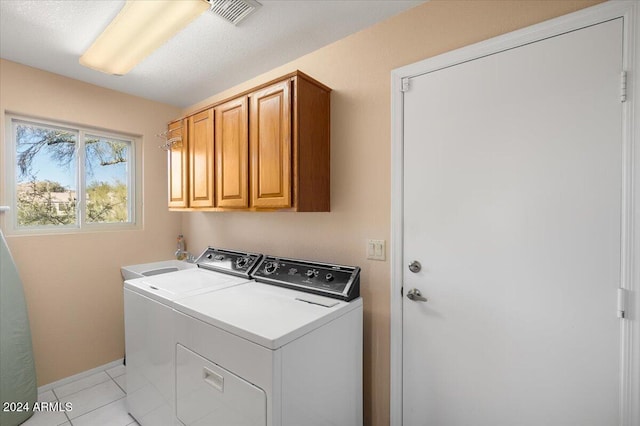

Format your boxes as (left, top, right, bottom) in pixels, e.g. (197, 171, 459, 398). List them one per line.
(207, 0, 261, 25)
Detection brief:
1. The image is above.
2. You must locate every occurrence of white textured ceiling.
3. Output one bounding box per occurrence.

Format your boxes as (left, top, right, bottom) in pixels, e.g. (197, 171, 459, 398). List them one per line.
(0, 0, 423, 107)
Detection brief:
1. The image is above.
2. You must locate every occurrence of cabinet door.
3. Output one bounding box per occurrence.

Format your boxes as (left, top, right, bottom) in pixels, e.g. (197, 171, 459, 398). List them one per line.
(188, 109, 215, 208)
(249, 80, 291, 208)
(168, 119, 188, 208)
(215, 97, 249, 208)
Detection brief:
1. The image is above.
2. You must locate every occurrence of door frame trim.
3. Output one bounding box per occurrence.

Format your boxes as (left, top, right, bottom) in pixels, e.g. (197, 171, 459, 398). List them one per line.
(390, 2, 640, 425)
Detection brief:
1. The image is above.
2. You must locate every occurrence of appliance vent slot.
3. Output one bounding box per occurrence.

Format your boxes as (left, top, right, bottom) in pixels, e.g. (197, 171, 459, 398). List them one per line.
(207, 0, 261, 25)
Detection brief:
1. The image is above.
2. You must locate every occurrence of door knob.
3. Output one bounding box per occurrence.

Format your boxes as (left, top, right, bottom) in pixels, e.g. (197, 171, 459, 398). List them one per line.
(408, 260, 422, 273)
(407, 288, 428, 302)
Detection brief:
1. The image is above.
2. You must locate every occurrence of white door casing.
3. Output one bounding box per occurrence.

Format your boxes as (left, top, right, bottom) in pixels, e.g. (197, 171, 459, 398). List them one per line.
(390, 2, 640, 425)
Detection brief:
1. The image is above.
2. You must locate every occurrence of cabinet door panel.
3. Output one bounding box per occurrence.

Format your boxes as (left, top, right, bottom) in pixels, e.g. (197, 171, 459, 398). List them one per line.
(168, 119, 188, 208)
(250, 80, 291, 208)
(215, 97, 249, 208)
(189, 109, 215, 207)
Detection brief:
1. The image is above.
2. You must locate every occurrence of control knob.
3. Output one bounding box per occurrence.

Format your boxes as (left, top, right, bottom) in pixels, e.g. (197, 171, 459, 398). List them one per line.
(264, 261, 279, 275)
(305, 269, 318, 279)
(325, 273, 334, 282)
(235, 257, 249, 269)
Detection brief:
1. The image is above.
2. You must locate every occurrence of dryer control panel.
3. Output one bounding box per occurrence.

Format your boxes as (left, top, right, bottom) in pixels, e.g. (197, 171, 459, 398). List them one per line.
(195, 247, 263, 279)
(253, 256, 360, 301)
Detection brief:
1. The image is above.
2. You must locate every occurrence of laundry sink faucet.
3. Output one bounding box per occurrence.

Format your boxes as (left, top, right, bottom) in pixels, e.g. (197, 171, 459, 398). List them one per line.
(175, 249, 195, 263)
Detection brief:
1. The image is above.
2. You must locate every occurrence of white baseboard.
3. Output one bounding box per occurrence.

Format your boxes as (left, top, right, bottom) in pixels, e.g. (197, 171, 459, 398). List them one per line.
(37, 358, 124, 394)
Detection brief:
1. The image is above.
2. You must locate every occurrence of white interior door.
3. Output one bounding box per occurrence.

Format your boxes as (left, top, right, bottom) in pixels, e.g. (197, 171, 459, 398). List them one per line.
(402, 18, 624, 425)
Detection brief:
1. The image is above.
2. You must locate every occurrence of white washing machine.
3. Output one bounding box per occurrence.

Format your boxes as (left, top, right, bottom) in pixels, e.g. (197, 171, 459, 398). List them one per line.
(172, 255, 363, 426)
(123, 248, 263, 426)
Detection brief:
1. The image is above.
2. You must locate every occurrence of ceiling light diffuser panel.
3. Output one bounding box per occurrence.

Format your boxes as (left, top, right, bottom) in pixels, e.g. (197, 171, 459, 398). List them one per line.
(80, 0, 210, 75)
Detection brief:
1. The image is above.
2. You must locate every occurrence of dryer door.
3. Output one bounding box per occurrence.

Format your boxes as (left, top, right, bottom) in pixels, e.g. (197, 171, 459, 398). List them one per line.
(176, 344, 267, 426)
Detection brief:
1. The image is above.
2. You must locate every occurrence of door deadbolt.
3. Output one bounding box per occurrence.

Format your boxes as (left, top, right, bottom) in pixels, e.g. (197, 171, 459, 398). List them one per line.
(408, 260, 421, 273)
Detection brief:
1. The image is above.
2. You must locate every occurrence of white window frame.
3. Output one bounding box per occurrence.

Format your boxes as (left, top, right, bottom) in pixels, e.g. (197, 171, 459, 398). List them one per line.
(4, 114, 141, 234)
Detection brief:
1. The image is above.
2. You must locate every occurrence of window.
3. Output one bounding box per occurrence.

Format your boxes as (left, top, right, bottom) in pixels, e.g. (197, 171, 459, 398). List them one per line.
(6, 115, 138, 233)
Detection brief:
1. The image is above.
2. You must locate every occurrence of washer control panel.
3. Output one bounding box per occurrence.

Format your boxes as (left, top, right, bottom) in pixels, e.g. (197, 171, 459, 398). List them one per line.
(253, 256, 361, 301)
(195, 247, 263, 278)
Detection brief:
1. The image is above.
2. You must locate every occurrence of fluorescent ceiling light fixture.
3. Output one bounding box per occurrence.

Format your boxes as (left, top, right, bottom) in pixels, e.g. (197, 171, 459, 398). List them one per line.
(80, 0, 210, 76)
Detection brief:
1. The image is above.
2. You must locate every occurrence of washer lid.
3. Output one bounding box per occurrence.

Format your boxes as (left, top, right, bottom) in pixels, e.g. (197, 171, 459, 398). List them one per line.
(173, 282, 363, 349)
(124, 268, 251, 304)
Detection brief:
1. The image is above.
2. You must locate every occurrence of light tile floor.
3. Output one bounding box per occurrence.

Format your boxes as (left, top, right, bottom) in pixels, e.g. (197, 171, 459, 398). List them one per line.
(22, 363, 138, 426)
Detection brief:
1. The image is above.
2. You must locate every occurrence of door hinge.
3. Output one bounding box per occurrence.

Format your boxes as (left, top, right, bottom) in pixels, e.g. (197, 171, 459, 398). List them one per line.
(401, 78, 410, 92)
(617, 287, 630, 319)
(620, 71, 627, 103)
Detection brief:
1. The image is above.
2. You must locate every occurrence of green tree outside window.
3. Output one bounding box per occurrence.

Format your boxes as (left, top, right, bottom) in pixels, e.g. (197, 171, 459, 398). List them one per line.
(14, 121, 132, 228)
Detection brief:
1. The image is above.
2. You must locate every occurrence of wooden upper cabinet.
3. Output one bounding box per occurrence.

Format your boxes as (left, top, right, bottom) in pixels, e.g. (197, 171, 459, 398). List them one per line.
(167, 70, 330, 211)
(250, 80, 292, 209)
(215, 97, 249, 208)
(188, 108, 215, 208)
(168, 119, 188, 208)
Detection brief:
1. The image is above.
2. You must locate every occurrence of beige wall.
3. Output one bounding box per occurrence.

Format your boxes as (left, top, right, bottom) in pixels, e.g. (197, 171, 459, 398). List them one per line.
(0, 59, 182, 385)
(180, 1, 604, 425)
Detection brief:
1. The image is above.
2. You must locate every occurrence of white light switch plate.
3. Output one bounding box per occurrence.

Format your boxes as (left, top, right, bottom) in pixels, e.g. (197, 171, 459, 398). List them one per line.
(367, 239, 386, 261)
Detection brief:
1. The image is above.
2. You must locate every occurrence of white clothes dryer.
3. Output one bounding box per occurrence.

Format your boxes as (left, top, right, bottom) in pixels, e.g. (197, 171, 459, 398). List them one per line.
(172, 255, 363, 426)
(123, 248, 262, 426)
